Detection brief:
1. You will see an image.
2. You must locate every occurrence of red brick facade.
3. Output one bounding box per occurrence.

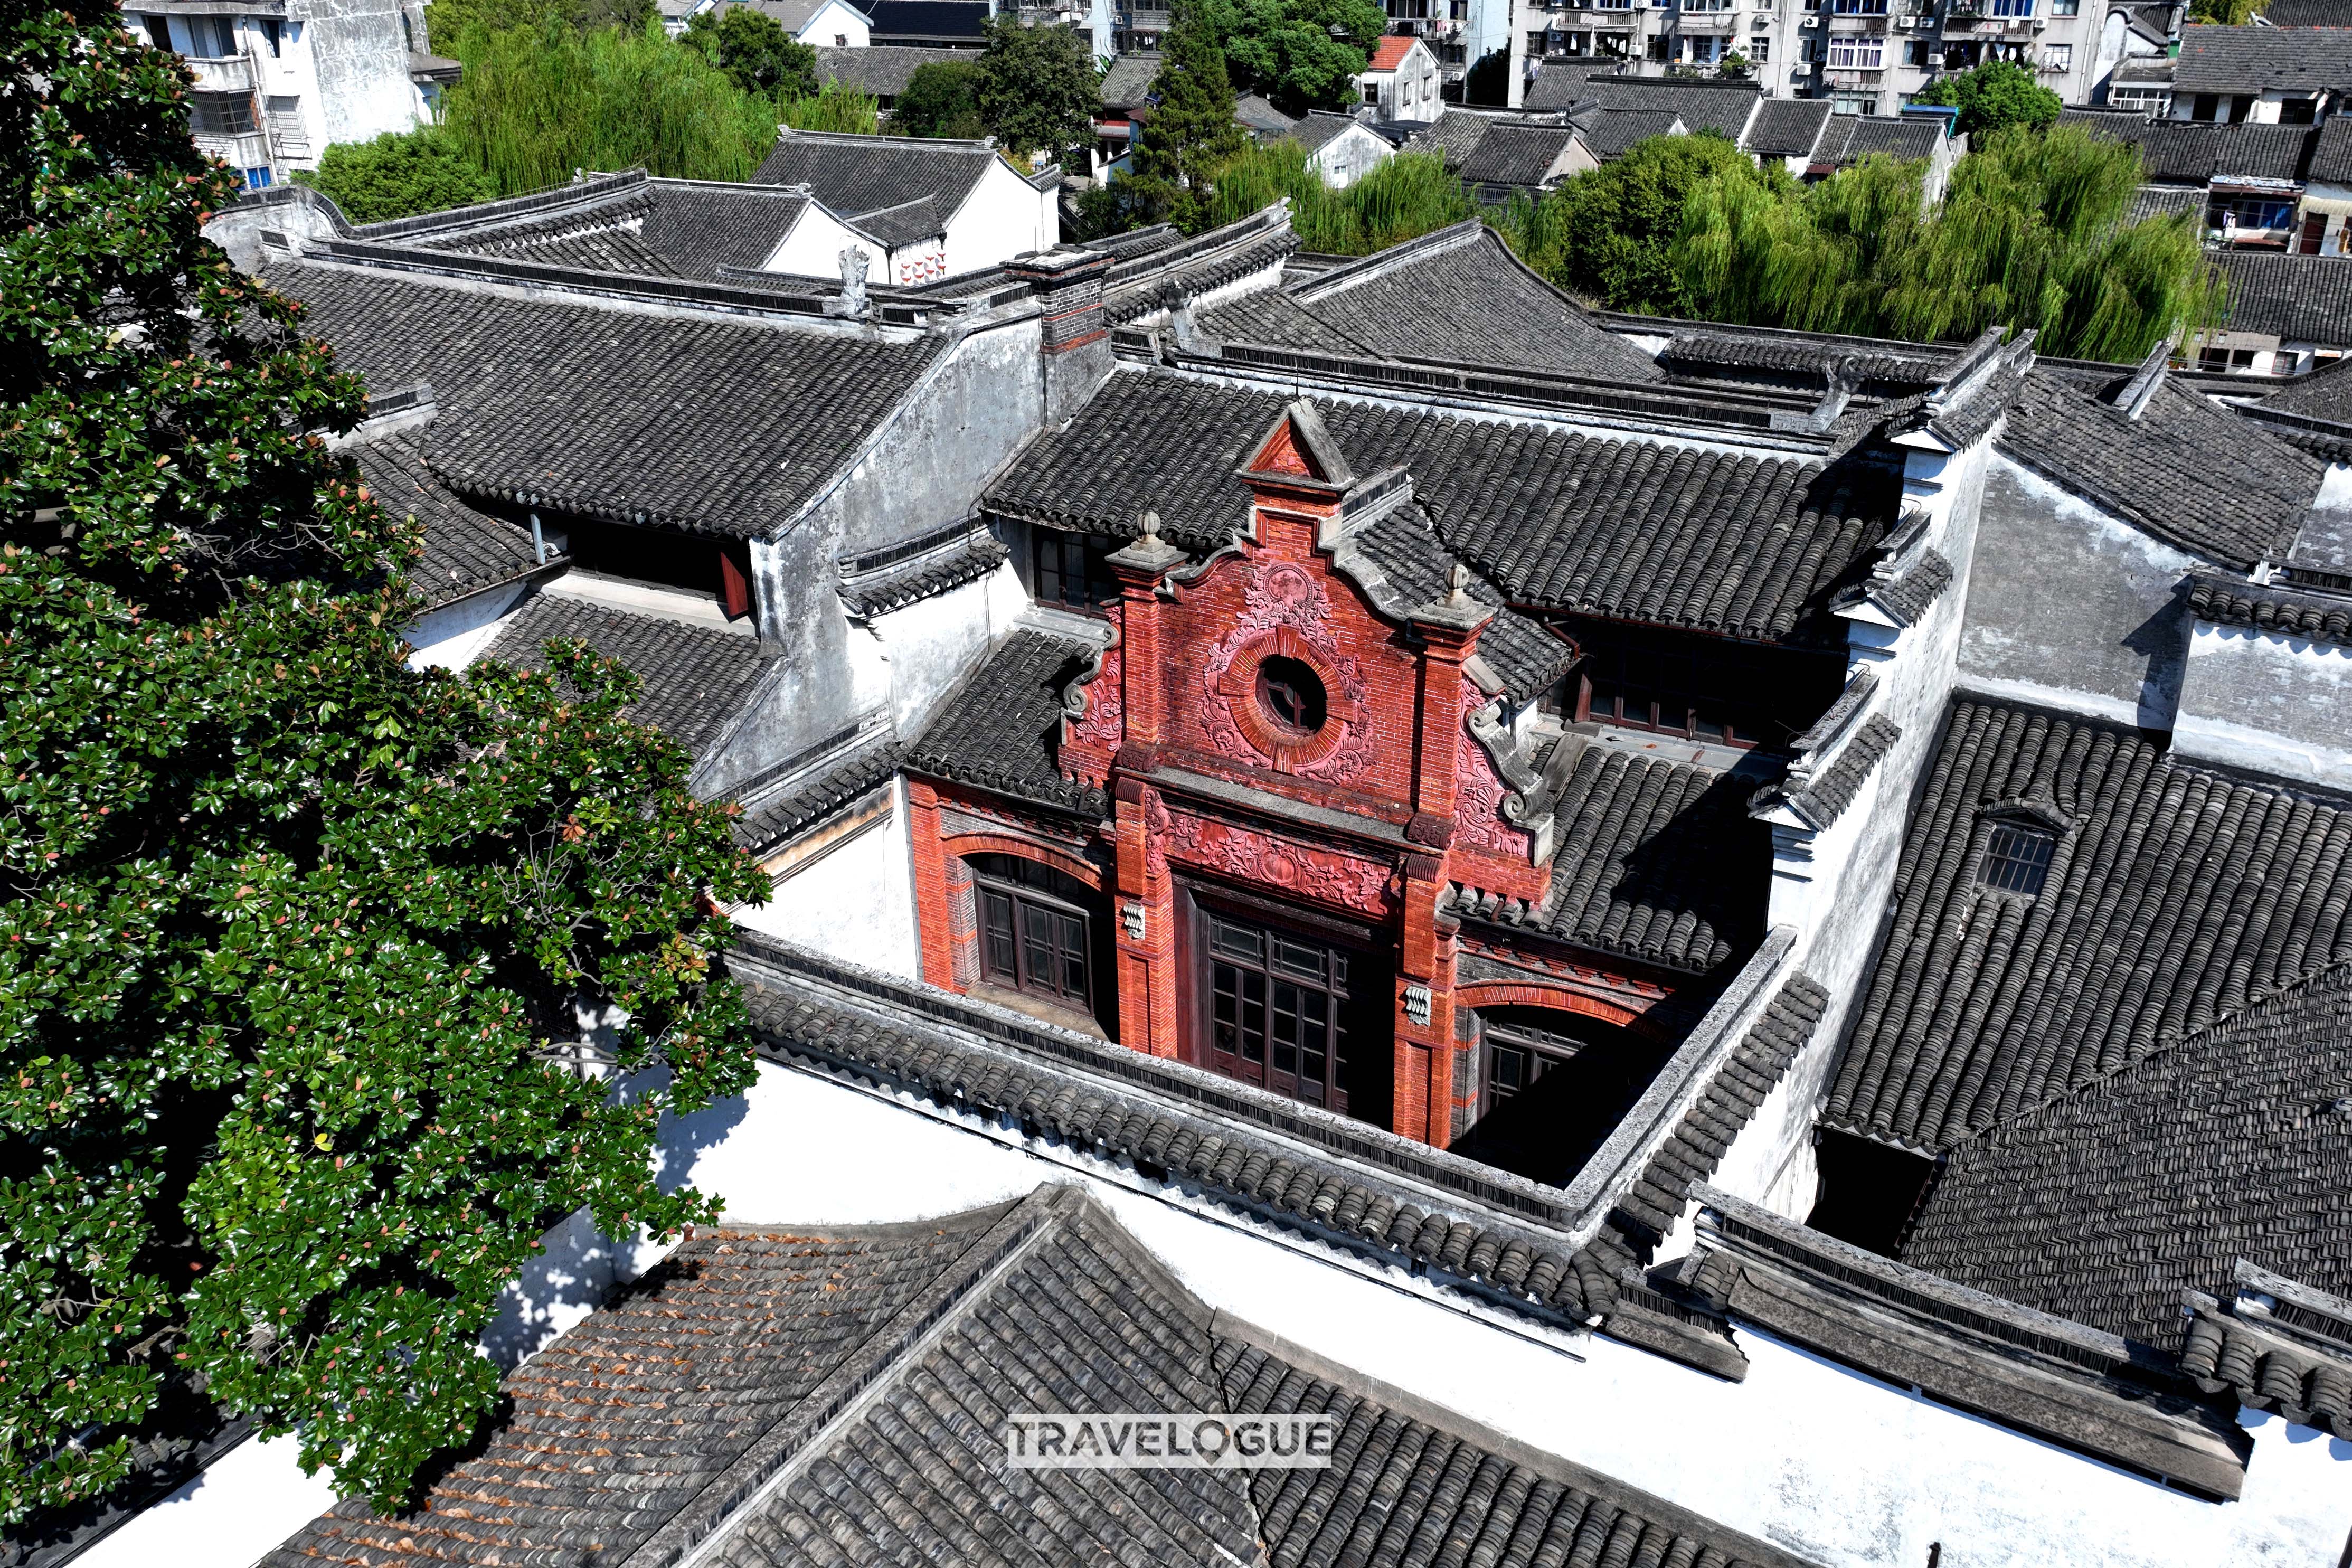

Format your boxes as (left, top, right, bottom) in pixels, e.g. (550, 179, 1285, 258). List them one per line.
(908, 405, 1674, 1149)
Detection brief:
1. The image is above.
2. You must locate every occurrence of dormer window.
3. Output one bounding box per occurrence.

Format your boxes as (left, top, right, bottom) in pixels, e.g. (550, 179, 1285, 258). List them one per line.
(1977, 821, 2056, 896)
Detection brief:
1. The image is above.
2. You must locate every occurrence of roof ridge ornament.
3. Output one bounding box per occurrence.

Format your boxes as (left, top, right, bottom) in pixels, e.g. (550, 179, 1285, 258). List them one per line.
(2113, 338, 2171, 421)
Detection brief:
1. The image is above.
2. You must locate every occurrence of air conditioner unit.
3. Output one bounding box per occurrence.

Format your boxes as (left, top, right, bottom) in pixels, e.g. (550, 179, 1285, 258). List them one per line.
(1925, 49, 1942, 62)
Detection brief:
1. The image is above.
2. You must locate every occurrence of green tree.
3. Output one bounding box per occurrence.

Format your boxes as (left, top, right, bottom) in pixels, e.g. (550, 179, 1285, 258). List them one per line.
(1198, 0, 1386, 114)
(421, 0, 572, 56)
(1718, 49, 1750, 79)
(445, 16, 781, 192)
(1127, 0, 1244, 226)
(1909, 59, 2062, 139)
(778, 80, 880, 131)
(2186, 0, 2266, 21)
(686, 5, 819, 99)
(1203, 140, 1468, 248)
(1494, 132, 1786, 314)
(893, 58, 986, 138)
(296, 126, 497, 224)
(2, 0, 763, 1527)
(974, 17, 1101, 162)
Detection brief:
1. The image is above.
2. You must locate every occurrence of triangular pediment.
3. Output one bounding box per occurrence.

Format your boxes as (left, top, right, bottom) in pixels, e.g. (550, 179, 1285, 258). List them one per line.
(1243, 400, 1355, 489)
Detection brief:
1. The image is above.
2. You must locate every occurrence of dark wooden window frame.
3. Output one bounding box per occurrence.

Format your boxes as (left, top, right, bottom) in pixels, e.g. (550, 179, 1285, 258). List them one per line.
(1031, 527, 1120, 613)
(972, 856, 1098, 1014)
(1179, 880, 1388, 1120)
(1476, 1011, 1590, 1119)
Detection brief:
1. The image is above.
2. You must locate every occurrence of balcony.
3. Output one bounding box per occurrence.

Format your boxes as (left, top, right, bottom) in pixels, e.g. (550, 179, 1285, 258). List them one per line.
(186, 50, 258, 93)
(1825, 67, 1885, 84)
(194, 128, 273, 172)
(1827, 13, 1890, 31)
(1676, 10, 1740, 32)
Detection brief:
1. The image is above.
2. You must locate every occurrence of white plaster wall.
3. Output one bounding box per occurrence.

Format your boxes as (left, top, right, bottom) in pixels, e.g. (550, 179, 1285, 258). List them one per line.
(403, 579, 536, 670)
(1311, 126, 1396, 189)
(2174, 623, 2352, 792)
(1961, 456, 2202, 729)
(730, 780, 920, 976)
(763, 206, 889, 282)
(796, 0, 871, 45)
(78, 1432, 339, 1568)
(943, 159, 1058, 278)
(874, 561, 1028, 735)
(1707, 437, 1991, 1233)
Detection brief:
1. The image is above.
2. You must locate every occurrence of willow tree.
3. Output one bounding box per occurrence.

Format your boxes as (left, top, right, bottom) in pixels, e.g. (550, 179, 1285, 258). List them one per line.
(3, 0, 761, 1527)
(1203, 143, 1469, 252)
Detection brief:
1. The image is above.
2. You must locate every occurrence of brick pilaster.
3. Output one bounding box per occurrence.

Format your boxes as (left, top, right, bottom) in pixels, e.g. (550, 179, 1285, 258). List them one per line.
(905, 777, 957, 993)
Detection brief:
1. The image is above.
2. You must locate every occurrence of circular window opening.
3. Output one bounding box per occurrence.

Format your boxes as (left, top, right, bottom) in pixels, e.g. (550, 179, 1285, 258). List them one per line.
(1255, 655, 1328, 736)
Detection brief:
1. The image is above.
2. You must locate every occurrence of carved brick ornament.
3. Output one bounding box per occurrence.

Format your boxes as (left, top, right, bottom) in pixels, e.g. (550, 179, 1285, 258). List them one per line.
(1166, 810, 1394, 915)
(1200, 562, 1372, 780)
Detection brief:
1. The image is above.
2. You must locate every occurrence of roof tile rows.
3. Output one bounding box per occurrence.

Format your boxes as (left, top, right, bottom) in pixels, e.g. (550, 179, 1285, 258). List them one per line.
(816, 42, 972, 97)
(1453, 743, 1769, 975)
(988, 372, 1895, 644)
(907, 626, 1108, 816)
(1901, 962, 2352, 1355)
(1997, 369, 2319, 568)
(417, 179, 818, 280)
(1827, 698, 2352, 1153)
(481, 593, 777, 757)
(1807, 114, 1946, 169)
(2173, 23, 2352, 96)
(353, 434, 550, 610)
(2188, 572, 2352, 644)
(1580, 76, 1761, 140)
(2217, 251, 2352, 348)
(1742, 97, 1833, 159)
(278, 263, 940, 540)
(753, 128, 1000, 224)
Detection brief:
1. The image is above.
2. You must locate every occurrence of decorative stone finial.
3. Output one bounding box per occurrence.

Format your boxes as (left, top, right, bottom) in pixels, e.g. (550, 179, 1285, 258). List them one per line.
(1139, 509, 1160, 542)
(839, 247, 870, 316)
(1447, 562, 1471, 604)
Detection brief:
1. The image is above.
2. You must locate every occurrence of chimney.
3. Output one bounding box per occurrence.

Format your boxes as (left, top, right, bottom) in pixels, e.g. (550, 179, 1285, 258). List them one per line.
(1007, 247, 1114, 426)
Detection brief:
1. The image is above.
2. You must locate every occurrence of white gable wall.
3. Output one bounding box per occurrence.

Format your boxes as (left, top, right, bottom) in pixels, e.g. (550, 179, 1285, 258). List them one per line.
(793, 0, 871, 45)
(942, 155, 1060, 277)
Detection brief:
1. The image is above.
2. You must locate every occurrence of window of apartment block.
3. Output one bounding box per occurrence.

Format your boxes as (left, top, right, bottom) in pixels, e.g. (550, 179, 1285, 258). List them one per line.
(1904, 38, 1927, 64)
(1988, 0, 2031, 15)
(1827, 35, 1882, 67)
(1831, 0, 1888, 15)
(2198, 344, 2257, 373)
(2050, 0, 2077, 10)
(2043, 42, 2069, 70)
(2283, 96, 2318, 125)
(258, 16, 283, 52)
(188, 91, 258, 134)
(1032, 528, 1119, 611)
(1750, 34, 1769, 59)
(188, 14, 237, 55)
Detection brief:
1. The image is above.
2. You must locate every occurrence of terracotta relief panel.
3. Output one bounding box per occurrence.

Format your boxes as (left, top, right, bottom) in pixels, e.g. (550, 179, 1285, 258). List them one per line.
(1164, 809, 1395, 918)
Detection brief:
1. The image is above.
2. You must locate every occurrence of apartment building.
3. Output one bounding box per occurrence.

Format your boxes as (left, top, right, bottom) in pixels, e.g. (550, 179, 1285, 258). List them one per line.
(137, 0, 447, 191)
(1524, 0, 2176, 116)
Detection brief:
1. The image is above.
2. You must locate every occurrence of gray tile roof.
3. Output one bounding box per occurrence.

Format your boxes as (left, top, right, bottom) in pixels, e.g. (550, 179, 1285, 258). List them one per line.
(1901, 962, 2352, 1355)
(1580, 76, 1760, 140)
(1448, 743, 1770, 975)
(1826, 697, 2352, 1154)
(835, 518, 1008, 618)
(2187, 570, 2352, 644)
(2312, 114, 2352, 185)
(355, 434, 551, 610)
(1399, 107, 1501, 167)
(849, 191, 946, 246)
(1196, 285, 1377, 353)
(2218, 250, 2352, 347)
(481, 592, 777, 755)
(261, 1205, 1001, 1568)
(1748, 713, 1901, 832)
(1575, 108, 1683, 164)
(908, 626, 1108, 816)
(1741, 96, 1831, 159)
(2261, 350, 2352, 420)
(1522, 60, 1619, 112)
(753, 128, 999, 223)
(1996, 368, 2320, 569)
(1099, 49, 1160, 109)
(816, 43, 970, 97)
(1615, 974, 1829, 1235)
(1457, 121, 1582, 184)
(2266, 0, 2352, 19)
(1348, 501, 1576, 697)
(2173, 23, 2352, 96)
(407, 178, 823, 281)
(1656, 323, 1950, 385)
(1291, 108, 1367, 155)
(735, 734, 908, 854)
(2179, 1264, 2352, 1438)
(273, 263, 941, 541)
(1234, 91, 1296, 135)
(1807, 113, 1945, 169)
(1271, 223, 1664, 382)
(2056, 109, 2315, 186)
(988, 371, 1894, 642)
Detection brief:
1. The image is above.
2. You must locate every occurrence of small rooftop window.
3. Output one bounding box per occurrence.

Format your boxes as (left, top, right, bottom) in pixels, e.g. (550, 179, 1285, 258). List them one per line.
(1977, 821, 2056, 897)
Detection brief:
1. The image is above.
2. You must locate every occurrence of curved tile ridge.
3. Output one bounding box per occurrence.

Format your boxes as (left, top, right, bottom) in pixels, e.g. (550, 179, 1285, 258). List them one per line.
(730, 934, 1640, 1324)
(2188, 571, 2352, 646)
